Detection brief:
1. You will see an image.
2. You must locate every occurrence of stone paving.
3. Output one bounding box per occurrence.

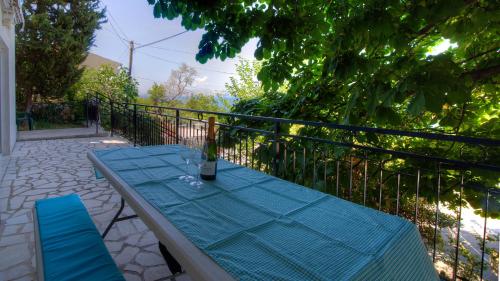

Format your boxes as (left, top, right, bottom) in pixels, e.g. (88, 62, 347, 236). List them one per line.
(17, 126, 108, 141)
(0, 137, 192, 281)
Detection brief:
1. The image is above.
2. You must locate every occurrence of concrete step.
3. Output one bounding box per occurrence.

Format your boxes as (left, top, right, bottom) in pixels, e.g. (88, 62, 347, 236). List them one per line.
(17, 127, 109, 141)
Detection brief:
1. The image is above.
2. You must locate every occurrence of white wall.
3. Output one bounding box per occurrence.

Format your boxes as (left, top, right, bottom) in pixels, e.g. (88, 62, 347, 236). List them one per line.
(0, 2, 17, 155)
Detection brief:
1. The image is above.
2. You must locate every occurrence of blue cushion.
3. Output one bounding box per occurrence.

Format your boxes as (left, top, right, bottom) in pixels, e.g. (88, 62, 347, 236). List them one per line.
(35, 194, 125, 281)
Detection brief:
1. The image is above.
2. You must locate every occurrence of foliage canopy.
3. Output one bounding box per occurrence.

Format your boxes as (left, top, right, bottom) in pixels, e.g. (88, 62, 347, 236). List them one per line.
(16, 0, 105, 110)
(73, 65, 139, 102)
(146, 0, 499, 136)
(148, 83, 167, 106)
(225, 58, 264, 101)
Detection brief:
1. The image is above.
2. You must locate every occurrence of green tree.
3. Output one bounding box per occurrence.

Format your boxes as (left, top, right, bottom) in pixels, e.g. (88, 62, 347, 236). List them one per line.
(184, 93, 227, 112)
(74, 65, 138, 102)
(16, 0, 105, 111)
(146, 0, 499, 134)
(148, 83, 167, 106)
(225, 57, 263, 100)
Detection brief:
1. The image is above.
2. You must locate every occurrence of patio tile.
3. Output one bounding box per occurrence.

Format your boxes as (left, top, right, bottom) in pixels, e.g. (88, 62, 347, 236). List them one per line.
(116, 246, 141, 264)
(2, 224, 21, 236)
(5, 213, 29, 225)
(0, 233, 27, 246)
(3, 264, 31, 280)
(144, 265, 171, 280)
(135, 252, 165, 267)
(0, 243, 31, 271)
(0, 136, 192, 280)
(117, 220, 139, 236)
(137, 231, 157, 247)
(9, 196, 25, 209)
(124, 272, 143, 281)
(125, 233, 142, 245)
(106, 241, 124, 252)
(125, 264, 144, 274)
(11, 275, 32, 281)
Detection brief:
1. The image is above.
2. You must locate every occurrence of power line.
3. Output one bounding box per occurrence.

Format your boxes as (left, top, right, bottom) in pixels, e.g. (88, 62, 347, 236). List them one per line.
(136, 76, 227, 89)
(144, 44, 256, 61)
(137, 50, 236, 75)
(102, 18, 233, 79)
(103, 26, 128, 48)
(145, 45, 196, 55)
(117, 47, 129, 62)
(135, 31, 189, 49)
(107, 9, 129, 41)
(193, 82, 227, 90)
(135, 76, 161, 83)
(107, 18, 127, 42)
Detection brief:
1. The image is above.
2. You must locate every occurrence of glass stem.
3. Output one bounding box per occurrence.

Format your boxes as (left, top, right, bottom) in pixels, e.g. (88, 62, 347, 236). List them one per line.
(185, 160, 189, 176)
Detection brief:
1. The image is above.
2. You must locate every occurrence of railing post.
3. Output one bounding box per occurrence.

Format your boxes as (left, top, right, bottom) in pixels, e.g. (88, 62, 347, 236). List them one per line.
(95, 92, 99, 135)
(480, 188, 490, 280)
(273, 121, 281, 176)
(125, 99, 130, 137)
(133, 104, 137, 147)
(85, 92, 89, 128)
(110, 99, 114, 137)
(27, 112, 33, 131)
(175, 109, 180, 144)
(453, 172, 465, 281)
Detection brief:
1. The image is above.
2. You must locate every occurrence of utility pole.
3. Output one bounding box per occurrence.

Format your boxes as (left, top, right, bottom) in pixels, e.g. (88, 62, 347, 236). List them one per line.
(125, 31, 188, 77)
(128, 40, 134, 76)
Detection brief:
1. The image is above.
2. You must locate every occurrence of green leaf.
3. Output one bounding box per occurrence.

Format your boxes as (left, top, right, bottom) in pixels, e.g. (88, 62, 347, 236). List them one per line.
(407, 92, 425, 116)
(342, 90, 359, 124)
(439, 113, 459, 127)
(254, 46, 264, 60)
(166, 5, 175, 20)
(425, 92, 446, 113)
(153, 3, 161, 18)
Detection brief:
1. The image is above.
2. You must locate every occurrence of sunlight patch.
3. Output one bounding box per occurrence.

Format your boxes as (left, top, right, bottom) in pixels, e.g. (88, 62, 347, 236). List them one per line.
(102, 140, 128, 144)
(427, 39, 458, 56)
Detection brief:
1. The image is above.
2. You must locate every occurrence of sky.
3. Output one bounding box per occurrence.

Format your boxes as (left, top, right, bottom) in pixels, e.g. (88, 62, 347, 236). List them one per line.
(90, 0, 258, 97)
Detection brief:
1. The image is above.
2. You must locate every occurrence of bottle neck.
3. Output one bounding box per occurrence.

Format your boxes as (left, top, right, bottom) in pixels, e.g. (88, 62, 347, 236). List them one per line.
(207, 126, 215, 140)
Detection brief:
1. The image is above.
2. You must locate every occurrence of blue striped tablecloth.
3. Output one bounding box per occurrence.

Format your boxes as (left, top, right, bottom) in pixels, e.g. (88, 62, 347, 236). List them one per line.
(94, 145, 438, 281)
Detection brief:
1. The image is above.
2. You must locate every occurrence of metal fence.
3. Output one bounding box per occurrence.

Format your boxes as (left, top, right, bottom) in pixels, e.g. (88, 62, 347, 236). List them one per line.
(92, 93, 500, 281)
(17, 100, 88, 131)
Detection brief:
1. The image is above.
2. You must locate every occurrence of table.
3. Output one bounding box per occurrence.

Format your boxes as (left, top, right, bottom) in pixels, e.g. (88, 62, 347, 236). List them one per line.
(88, 145, 438, 281)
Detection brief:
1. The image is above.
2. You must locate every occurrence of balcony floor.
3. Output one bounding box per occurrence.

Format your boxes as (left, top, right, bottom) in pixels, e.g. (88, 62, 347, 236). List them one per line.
(0, 136, 191, 281)
(17, 126, 108, 141)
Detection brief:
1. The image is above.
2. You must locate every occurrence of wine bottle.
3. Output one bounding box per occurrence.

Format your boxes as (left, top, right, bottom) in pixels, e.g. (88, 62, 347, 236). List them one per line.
(200, 117, 217, 180)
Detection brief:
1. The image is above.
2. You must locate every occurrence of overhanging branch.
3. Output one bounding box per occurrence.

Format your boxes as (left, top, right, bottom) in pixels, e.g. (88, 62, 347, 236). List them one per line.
(462, 64, 500, 81)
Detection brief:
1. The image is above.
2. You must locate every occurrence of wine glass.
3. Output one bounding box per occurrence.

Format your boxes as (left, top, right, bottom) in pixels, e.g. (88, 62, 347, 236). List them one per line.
(189, 143, 204, 187)
(179, 139, 194, 181)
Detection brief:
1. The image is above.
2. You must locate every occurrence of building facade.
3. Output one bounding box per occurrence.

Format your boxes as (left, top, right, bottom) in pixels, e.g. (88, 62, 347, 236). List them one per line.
(81, 52, 122, 71)
(0, 0, 22, 156)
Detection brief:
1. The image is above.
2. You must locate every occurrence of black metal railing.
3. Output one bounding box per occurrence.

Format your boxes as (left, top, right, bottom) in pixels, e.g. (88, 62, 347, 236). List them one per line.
(92, 93, 500, 281)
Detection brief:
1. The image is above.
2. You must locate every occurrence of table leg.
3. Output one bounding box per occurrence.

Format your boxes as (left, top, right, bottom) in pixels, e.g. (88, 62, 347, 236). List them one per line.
(159, 241, 183, 275)
(102, 197, 139, 238)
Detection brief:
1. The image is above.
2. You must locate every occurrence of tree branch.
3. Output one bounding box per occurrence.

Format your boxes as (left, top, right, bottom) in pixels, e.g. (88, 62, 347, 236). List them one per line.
(414, 0, 478, 41)
(462, 64, 500, 81)
(459, 47, 499, 64)
(444, 102, 467, 154)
